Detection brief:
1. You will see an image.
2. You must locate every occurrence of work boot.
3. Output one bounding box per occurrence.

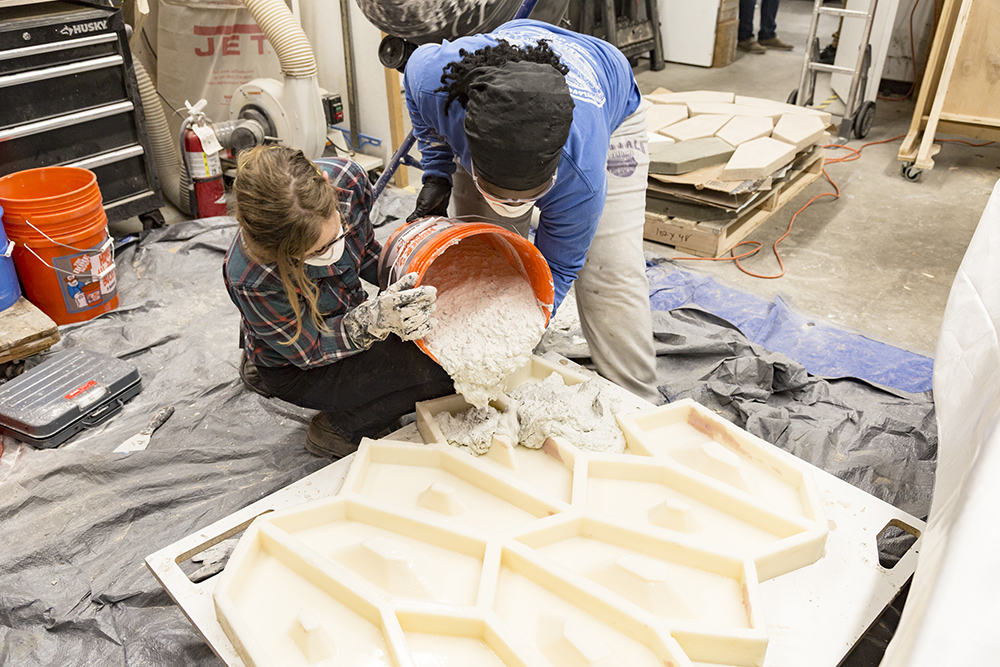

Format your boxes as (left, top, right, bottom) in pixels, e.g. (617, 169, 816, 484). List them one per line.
(759, 37, 794, 51)
(818, 43, 837, 64)
(306, 412, 357, 459)
(239, 351, 273, 398)
(737, 39, 767, 54)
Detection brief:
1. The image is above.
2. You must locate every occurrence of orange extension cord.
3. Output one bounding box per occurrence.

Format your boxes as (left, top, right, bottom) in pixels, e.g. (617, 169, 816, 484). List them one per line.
(671, 135, 996, 280)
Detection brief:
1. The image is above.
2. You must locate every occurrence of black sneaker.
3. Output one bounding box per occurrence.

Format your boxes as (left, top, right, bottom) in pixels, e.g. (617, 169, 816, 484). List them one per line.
(239, 351, 273, 398)
(306, 412, 358, 459)
(819, 44, 837, 64)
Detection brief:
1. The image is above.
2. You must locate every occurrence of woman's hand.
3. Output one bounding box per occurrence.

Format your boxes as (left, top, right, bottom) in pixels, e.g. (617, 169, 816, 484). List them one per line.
(342, 273, 437, 348)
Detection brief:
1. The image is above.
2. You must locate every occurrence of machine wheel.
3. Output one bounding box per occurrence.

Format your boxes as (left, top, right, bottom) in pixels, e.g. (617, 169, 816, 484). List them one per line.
(853, 101, 876, 139)
(787, 89, 798, 105)
(901, 161, 922, 182)
(139, 209, 165, 231)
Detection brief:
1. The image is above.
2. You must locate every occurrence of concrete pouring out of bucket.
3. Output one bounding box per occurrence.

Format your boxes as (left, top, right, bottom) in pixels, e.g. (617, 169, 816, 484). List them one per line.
(421, 236, 546, 409)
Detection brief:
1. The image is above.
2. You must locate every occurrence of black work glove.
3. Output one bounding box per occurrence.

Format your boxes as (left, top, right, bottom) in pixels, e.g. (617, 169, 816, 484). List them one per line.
(407, 175, 451, 221)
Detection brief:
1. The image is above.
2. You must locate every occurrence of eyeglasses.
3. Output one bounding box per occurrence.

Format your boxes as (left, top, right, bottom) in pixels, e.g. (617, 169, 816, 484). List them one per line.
(470, 164, 557, 205)
(304, 222, 352, 260)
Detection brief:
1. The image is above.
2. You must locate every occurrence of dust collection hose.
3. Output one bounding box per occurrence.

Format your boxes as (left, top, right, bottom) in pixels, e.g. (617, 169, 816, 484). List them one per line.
(241, 0, 317, 78)
(132, 58, 188, 214)
(134, 0, 319, 216)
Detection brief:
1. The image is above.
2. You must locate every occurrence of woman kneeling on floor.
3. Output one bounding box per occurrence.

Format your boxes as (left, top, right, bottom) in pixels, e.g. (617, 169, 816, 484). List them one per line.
(223, 145, 454, 458)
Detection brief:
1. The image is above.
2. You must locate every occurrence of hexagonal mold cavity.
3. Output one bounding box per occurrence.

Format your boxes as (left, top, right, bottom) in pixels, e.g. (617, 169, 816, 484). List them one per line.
(261, 496, 487, 606)
(512, 515, 767, 666)
(616, 399, 826, 522)
(582, 457, 826, 580)
(416, 355, 642, 484)
(396, 609, 529, 667)
(214, 521, 402, 667)
(486, 543, 692, 667)
(341, 440, 569, 533)
(417, 392, 581, 504)
(500, 354, 590, 393)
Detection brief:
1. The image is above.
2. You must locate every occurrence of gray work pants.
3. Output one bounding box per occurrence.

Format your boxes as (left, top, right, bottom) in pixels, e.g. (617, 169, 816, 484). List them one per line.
(452, 107, 660, 404)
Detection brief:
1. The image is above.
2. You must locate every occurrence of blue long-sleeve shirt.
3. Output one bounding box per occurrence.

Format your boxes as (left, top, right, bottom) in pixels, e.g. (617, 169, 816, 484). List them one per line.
(404, 19, 642, 309)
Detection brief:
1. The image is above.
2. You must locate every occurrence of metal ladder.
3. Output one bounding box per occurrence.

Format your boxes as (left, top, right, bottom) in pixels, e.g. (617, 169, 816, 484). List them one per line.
(793, 0, 879, 140)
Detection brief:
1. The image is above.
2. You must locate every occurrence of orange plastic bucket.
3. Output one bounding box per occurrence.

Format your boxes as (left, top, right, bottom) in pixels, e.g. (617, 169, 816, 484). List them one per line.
(378, 217, 554, 361)
(0, 167, 118, 325)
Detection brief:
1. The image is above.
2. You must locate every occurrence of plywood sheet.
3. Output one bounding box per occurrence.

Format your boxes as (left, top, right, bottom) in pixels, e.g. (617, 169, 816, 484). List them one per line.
(939, 0, 1000, 121)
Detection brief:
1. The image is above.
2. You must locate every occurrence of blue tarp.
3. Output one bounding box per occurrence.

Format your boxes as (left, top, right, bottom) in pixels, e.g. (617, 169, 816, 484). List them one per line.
(646, 259, 935, 394)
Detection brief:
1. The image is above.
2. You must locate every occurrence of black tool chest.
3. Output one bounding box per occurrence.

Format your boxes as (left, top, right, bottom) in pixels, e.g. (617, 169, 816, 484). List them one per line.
(0, 0, 164, 227)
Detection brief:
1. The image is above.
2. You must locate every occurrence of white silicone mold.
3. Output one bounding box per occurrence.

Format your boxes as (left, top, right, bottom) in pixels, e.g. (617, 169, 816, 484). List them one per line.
(216, 357, 829, 667)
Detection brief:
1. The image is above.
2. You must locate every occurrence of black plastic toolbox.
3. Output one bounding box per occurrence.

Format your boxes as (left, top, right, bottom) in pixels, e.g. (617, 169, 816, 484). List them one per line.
(0, 348, 141, 448)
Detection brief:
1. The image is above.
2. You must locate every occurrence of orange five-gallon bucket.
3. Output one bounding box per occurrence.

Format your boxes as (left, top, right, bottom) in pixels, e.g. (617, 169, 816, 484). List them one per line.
(377, 217, 554, 360)
(0, 167, 118, 325)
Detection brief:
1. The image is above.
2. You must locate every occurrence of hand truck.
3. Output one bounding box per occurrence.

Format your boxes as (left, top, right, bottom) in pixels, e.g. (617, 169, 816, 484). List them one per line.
(790, 0, 879, 140)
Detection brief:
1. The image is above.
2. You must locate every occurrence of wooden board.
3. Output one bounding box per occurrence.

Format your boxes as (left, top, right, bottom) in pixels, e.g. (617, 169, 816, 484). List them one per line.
(0, 297, 59, 364)
(713, 18, 738, 68)
(382, 33, 408, 189)
(938, 0, 1000, 121)
(896, 0, 1000, 170)
(145, 353, 921, 667)
(644, 149, 824, 257)
(717, 0, 739, 23)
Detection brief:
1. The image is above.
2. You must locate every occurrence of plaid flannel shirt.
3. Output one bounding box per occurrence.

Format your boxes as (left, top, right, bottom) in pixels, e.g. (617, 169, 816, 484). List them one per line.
(223, 158, 382, 369)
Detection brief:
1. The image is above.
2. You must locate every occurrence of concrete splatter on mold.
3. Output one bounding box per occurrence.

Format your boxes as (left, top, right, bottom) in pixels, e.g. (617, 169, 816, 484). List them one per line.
(435, 404, 518, 454)
(422, 236, 546, 409)
(508, 373, 626, 454)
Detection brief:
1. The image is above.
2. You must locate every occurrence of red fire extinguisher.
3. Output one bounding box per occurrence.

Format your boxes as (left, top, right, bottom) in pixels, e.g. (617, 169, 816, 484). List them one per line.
(182, 122, 228, 218)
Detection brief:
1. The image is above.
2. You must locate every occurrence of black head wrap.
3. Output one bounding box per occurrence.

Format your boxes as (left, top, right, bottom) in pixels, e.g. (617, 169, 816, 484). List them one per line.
(463, 61, 575, 191)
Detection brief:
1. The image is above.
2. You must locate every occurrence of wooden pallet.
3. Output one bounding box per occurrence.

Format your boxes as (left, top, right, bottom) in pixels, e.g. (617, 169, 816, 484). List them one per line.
(0, 297, 59, 365)
(644, 148, 825, 258)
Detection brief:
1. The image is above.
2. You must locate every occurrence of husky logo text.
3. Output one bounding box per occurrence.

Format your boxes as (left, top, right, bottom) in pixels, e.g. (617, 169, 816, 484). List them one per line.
(59, 20, 109, 36)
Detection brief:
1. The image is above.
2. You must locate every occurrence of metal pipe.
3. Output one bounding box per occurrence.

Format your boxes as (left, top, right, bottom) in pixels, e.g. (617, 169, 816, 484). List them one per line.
(340, 0, 361, 151)
(372, 131, 417, 202)
(512, 0, 540, 20)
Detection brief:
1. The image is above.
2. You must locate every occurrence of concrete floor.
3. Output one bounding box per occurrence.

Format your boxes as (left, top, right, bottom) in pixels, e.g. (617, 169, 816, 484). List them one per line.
(634, 0, 1000, 356)
(119, 0, 1000, 357)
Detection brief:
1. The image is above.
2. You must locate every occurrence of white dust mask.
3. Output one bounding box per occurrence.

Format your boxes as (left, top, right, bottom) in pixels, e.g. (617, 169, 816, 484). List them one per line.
(304, 236, 346, 266)
(486, 199, 535, 218)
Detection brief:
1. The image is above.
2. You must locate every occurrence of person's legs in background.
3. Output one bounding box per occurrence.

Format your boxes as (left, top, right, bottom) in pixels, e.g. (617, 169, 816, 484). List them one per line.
(574, 107, 660, 405)
(758, 0, 794, 50)
(738, 0, 767, 53)
(820, 2, 845, 64)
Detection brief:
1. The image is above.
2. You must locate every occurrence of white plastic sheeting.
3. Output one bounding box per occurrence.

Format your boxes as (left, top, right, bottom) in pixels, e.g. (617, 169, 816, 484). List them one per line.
(881, 180, 1000, 666)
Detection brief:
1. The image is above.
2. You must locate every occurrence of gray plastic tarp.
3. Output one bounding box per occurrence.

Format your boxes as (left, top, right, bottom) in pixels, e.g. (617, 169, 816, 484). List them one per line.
(0, 212, 936, 666)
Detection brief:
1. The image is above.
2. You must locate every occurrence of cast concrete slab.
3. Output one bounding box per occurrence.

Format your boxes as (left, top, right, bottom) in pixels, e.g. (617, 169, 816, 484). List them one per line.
(647, 132, 676, 148)
(687, 102, 783, 119)
(647, 90, 736, 104)
(644, 103, 689, 133)
(721, 137, 798, 181)
(661, 114, 733, 142)
(650, 137, 736, 175)
(734, 95, 834, 125)
(716, 116, 775, 146)
(772, 114, 828, 151)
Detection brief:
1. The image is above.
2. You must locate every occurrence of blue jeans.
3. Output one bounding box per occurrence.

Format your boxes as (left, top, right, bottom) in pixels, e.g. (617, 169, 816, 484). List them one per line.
(739, 0, 779, 41)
